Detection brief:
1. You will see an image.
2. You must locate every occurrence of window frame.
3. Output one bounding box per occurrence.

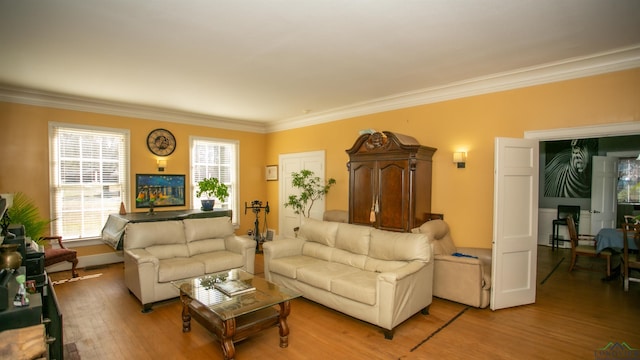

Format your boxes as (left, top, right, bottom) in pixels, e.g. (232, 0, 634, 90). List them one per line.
(617, 157, 640, 204)
(49, 122, 130, 242)
(190, 136, 239, 225)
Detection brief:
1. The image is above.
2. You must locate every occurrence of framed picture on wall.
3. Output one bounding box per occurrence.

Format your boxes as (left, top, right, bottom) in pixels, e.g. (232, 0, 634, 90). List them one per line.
(266, 165, 278, 181)
(135, 174, 186, 208)
(543, 138, 598, 198)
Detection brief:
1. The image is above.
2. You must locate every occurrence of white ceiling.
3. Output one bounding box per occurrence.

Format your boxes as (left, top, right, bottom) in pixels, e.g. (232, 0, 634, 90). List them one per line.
(1, 1, 639, 132)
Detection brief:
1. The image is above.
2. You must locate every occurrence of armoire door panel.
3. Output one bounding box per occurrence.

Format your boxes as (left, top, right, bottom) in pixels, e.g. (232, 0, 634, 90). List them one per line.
(378, 161, 408, 231)
(350, 162, 375, 226)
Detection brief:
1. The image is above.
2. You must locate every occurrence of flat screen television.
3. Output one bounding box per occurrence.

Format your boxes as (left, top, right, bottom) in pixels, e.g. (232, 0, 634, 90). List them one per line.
(135, 174, 186, 208)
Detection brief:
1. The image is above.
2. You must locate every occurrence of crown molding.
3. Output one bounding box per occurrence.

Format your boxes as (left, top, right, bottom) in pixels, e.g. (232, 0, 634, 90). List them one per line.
(1, 45, 639, 134)
(524, 121, 640, 140)
(266, 45, 640, 133)
(0, 86, 268, 133)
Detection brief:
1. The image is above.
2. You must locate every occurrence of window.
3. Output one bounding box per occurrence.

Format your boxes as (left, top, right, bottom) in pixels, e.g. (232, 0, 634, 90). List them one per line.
(191, 137, 238, 223)
(618, 157, 640, 204)
(49, 123, 130, 240)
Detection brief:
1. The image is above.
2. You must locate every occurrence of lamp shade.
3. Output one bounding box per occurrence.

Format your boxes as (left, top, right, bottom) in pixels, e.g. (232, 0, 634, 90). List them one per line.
(453, 152, 466, 163)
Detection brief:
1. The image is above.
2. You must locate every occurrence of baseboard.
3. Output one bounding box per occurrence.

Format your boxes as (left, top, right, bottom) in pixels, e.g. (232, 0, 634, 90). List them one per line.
(45, 251, 124, 273)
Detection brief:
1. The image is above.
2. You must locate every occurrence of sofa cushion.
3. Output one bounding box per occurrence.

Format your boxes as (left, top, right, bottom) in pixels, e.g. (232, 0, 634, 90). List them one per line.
(335, 222, 371, 255)
(331, 270, 377, 305)
(124, 221, 186, 250)
(146, 244, 189, 259)
(192, 251, 244, 273)
(363, 257, 410, 273)
(157, 257, 204, 283)
(187, 238, 226, 256)
(301, 241, 334, 261)
(298, 218, 338, 247)
(269, 255, 325, 279)
(369, 229, 430, 262)
(332, 248, 367, 269)
(296, 262, 360, 291)
(183, 217, 234, 242)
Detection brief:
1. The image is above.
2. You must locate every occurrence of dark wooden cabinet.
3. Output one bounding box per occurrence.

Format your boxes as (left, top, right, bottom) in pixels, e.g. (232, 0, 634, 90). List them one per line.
(346, 131, 436, 232)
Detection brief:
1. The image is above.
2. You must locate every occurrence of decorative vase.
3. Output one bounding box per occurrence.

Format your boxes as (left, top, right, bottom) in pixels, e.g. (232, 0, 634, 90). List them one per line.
(0, 243, 22, 270)
(201, 199, 215, 211)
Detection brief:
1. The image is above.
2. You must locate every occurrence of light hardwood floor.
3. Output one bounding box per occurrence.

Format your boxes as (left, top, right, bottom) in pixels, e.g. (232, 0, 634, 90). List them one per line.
(49, 246, 640, 359)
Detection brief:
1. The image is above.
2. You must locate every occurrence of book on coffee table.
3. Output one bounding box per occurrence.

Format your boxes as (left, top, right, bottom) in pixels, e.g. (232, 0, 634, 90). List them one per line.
(214, 280, 255, 296)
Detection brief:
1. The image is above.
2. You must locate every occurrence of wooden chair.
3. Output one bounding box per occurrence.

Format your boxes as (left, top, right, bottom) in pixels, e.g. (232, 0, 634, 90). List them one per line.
(552, 205, 580, 250)
(42, 236, 79, 278)
(567, 215, 612, 277)
(622, 223, 640, 292)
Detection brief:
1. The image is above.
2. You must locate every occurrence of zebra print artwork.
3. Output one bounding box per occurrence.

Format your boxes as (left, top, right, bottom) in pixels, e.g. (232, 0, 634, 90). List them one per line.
(544, 138, 598, 198)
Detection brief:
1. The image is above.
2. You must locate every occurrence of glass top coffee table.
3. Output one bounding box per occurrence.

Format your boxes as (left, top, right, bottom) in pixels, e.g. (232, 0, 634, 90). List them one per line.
(172, 269, 301, 360)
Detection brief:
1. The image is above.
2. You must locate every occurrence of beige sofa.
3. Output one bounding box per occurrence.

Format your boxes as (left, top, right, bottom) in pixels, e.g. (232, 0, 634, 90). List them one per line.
(413, 219, 491, 308)
(263, 218, 433, 339)
(123, 216, 255, 312)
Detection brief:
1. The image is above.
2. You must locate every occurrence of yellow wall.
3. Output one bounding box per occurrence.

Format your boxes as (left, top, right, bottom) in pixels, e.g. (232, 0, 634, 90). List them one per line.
(265, 68, 640, 247)
(1, 68, 639, 251)
(0, 103, 267, 237)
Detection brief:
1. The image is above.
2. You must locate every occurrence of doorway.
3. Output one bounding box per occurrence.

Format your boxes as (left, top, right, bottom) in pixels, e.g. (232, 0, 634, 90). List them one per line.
(525, 122, 640, 243)
(278, 151, 326, 238)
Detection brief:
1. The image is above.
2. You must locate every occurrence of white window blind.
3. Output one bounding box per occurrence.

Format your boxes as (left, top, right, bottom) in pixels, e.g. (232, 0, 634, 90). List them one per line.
(618, 158, 640, 204)
(49, 123, 130, 240)
(191, 137, 238, 223)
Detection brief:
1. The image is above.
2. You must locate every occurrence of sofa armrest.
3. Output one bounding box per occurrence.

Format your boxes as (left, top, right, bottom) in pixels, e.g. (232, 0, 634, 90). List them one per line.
(224, 235, 256, 254)
(262, 237, 306, 260)
(124, 248, 159, 266)
(225, 235, 257, 274)
(377, 261, 434, 330)
(378, 261, 426, 283)
(456, 247, 492, 265)
(262, 237, 306, 281)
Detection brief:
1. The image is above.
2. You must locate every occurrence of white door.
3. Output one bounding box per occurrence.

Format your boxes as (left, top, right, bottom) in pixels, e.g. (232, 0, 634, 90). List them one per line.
(491, 138, 539, 310)
(278, 151, 326, 238)
(590, 156, 619, 235)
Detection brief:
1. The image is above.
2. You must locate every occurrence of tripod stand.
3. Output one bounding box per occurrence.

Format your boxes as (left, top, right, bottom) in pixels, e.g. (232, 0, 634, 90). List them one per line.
(244, 200, 269, 252)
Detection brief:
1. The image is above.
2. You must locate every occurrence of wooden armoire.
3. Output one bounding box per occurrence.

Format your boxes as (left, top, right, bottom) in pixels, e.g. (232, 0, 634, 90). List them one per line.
(346, 131, 437, 232)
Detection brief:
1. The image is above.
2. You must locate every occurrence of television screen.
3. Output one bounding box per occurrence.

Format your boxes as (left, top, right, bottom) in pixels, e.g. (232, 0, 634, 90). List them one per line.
(135, 174, 186, 208)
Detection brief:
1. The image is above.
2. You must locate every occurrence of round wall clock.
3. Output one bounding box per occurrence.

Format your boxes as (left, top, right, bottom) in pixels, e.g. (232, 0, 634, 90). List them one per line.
(146, 128, 176, 156)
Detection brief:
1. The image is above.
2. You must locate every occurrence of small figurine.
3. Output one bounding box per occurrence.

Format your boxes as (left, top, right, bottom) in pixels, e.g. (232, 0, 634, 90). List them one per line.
(13, 274, 29, 307)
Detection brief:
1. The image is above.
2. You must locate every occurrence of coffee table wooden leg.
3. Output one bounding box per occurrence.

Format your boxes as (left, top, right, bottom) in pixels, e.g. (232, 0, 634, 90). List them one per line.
(179, 292, 192, 333)
(221, 318, 237, 360)
(278, 301, 291, 348)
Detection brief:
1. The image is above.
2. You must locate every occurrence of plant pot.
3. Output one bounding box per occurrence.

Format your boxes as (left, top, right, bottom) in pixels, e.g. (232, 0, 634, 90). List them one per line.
(201, 199, 215, 211)
(0, 243, 22, 270)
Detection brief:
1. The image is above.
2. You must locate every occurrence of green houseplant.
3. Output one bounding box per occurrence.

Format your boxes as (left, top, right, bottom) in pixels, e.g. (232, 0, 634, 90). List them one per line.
(5, 192, 52, 244)
(196, 177, 229, 211)
(284, 169, 336, 218)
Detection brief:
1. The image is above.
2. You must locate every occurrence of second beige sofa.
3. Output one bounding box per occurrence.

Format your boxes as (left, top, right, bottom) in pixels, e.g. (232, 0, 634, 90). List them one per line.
(263, 218, 433, 339)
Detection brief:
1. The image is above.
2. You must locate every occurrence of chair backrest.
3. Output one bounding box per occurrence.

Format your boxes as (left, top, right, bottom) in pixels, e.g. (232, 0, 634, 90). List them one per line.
(558, 205, 580, 223)
(566, 215, 579, 250)
(622, 222, 640, 265)
(414, 219, 457, 256)
(624, 215, 638, 224)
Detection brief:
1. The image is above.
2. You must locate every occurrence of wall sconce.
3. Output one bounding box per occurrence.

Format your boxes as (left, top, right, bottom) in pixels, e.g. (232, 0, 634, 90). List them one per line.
(157, 159, 167, 172)
(453, 152, 466, 168)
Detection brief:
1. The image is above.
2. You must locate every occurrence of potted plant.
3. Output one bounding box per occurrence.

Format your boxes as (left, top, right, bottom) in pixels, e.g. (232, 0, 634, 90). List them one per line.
(284, 169, 336, 218)
(196, 177, 229, 211)
(4, 192, 52, 245)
